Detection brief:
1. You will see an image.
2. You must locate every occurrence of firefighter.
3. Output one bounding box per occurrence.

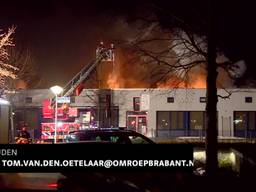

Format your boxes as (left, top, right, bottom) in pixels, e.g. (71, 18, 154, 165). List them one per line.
(16, 125, 31, 144)
(19, 126, 31, 139)
(96, 41, 105, 57)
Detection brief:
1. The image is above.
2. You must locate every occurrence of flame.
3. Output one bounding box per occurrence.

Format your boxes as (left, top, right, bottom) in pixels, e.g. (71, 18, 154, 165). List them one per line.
(191, 76, 206, 88)
(107, 73, 124, 88)
(105, 48, 150, 88)
(156, 77, 186, 88)
(102, 47, 208, 89)
(106, 70, 207, 89)
(156, 74, 206, 88)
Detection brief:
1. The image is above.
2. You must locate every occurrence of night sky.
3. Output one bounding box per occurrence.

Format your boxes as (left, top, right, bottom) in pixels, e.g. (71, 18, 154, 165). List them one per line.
(0, 0, 255, 88)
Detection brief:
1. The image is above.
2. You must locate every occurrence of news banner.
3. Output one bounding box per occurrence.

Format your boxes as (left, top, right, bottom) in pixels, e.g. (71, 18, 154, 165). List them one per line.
(0, 145, 194, 172)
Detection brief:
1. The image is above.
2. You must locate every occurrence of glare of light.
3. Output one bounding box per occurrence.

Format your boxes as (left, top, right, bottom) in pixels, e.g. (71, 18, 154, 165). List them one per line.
(0, 98, 10, 105)
(50, 85, 63, 95)
(193, 151, 206, 161)
(12, 112, 15, 115)
(57, 122, 63, 127)
(229, 152, 236, 165)
(47, 183, 58, 188)
(234, 119, 242, 124)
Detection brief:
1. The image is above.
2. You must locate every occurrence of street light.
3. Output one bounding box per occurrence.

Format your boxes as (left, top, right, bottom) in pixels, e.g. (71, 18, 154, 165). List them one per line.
(50, 85, 63, 144)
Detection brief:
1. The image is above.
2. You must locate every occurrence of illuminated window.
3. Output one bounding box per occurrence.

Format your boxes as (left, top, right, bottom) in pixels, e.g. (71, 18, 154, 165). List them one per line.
(234, 112, 247, 130)
(157, 111, 214, 131)
(157, 111, 184, 130)
(234, 111, 256, 131)
(190, 112, 204, 130)
(157, 112, 170, 129)
(245, 97, 252, 103)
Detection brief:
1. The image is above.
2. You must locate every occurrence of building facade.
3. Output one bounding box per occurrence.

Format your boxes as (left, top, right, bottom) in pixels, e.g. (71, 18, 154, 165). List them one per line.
(10, 88, 256, 139)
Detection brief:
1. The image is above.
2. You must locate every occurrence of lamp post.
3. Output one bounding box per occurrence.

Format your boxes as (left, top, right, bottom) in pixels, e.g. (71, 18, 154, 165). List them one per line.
(50, 86, 63, 144)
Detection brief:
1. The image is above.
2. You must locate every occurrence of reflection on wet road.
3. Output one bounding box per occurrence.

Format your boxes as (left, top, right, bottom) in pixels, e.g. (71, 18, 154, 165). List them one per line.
(0, 173, 64, 190)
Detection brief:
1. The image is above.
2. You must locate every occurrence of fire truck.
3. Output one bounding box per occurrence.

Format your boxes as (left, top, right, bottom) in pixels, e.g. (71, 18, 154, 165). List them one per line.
(41, 43, 114, 141)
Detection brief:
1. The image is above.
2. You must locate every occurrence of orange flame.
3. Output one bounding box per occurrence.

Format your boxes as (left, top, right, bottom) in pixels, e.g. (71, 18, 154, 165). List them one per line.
(191, 76, 206, 88)
(106, 71, 207, 89)
(107, 73, 124, 88)
(156, 74, 206, 88)
(103, 48, 207, 89)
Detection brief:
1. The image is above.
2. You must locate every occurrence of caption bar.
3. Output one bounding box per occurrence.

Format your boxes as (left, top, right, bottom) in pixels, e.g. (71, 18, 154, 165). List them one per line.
(0, 144, 193, 172)
(1, 159, 194, 169)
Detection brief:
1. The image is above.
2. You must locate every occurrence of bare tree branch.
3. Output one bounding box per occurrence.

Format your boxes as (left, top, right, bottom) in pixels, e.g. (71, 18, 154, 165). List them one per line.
(0, 26, 17, 89)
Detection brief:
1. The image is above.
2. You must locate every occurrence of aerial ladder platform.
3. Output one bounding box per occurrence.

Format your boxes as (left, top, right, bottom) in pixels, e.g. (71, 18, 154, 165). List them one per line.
(51, 42, 114, 104)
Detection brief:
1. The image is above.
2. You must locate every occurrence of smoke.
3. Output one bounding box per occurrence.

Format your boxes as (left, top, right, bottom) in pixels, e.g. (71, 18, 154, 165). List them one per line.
(84, 16, 245, 89)
(105, 47, 151, 88)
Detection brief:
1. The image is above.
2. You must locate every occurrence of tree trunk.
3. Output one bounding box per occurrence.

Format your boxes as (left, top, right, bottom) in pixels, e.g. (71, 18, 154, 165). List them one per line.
(205, 0, 218, 176)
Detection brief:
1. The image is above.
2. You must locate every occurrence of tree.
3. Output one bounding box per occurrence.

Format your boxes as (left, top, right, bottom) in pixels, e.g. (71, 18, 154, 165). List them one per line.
(125, 0, 246, 176)
(6, 46, 42, 90)
(0, 26, 17, 91)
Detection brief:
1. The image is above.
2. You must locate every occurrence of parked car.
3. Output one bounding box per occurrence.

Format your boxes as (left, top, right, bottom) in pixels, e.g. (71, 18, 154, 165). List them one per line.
(64, 128, 155, 144)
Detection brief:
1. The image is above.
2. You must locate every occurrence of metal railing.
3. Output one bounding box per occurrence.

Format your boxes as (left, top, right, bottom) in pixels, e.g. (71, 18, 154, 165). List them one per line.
(152, 129, 256, 143)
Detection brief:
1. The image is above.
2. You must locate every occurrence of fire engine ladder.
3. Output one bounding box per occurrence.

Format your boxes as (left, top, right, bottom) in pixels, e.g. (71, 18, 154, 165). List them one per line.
(51, 48, 112, 104)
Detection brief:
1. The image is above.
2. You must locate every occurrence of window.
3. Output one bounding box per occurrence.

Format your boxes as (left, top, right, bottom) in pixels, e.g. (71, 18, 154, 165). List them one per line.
(157, 111, 211, 131)
(127, 116, 137, 130)
(133, 97, 140, 111)
(234, 111, 256, 131)
(245, 97, 252, 103)
(99, 94, 106, 103)
(170, 112, 184, 129)
(200, 97, 206, 103)
(106, 94, 111, 106)
(190, 112, 204, 130)
(167, 97, 174, 103)
(70, 96, 75, 103)
(157, 112, 170, 129)
(157, 111, 184, 130)
(234, 112, 247, 130)
(25, 97, 32, 103)
(248, 112, 255, 130)
(111, 108, 118, 127)
(92, 107, 119, 128)
(129, 135, 151, 144)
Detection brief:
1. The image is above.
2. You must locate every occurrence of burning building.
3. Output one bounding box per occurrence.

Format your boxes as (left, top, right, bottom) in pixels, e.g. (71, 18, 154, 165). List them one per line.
(4, 41, 254, 142)
(9, 88, 256, 142)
